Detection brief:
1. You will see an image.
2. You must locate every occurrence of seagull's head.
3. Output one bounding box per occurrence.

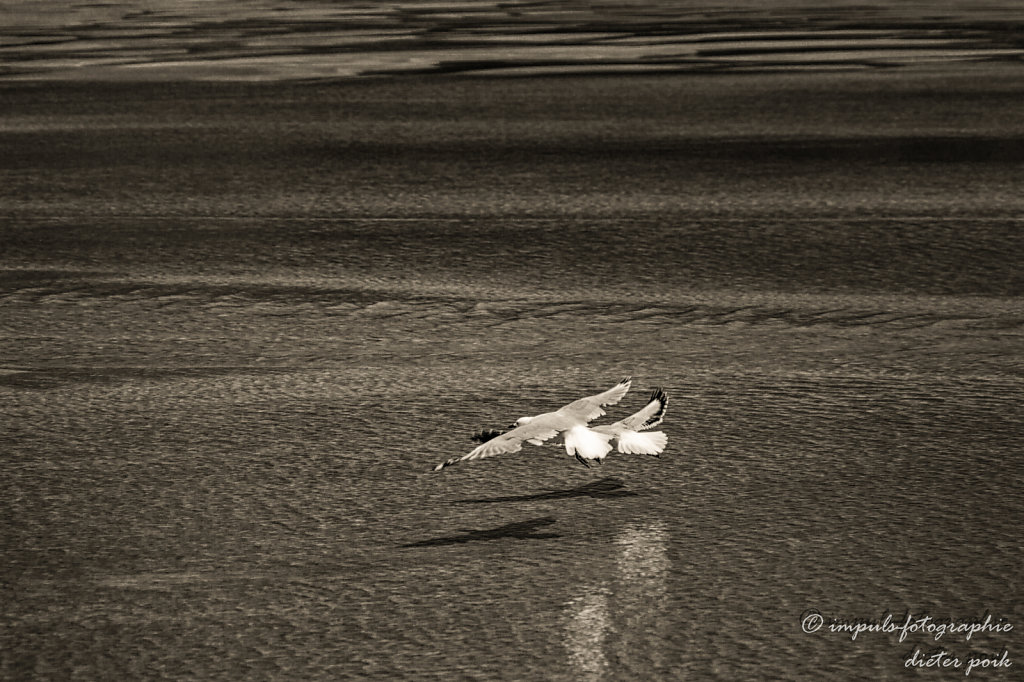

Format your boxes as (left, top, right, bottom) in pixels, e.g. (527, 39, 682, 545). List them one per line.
(511, 416, 534, 428)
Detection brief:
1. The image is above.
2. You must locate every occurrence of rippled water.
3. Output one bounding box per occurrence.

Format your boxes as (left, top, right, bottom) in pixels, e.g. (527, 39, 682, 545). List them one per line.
(2, 71, 1023, 679)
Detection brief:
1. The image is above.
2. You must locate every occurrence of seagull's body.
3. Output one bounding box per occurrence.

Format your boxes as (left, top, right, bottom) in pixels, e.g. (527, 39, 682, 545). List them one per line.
(592, 388, 669, 456)
(434, 377, 632, 471)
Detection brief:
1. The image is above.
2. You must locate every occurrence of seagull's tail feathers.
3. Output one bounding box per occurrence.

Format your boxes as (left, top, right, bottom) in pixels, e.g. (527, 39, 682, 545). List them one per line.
(616, 430, 668, 456)
(564, 425, 614, 461)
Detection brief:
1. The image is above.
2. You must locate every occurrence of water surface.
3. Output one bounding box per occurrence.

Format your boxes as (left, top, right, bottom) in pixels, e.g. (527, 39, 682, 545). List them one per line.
(2, 70, 1023, 679)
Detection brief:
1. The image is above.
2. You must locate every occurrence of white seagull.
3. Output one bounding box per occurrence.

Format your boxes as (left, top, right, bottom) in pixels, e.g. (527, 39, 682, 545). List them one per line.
(593, 387, 669, 456)
(433, 377, 632, 471)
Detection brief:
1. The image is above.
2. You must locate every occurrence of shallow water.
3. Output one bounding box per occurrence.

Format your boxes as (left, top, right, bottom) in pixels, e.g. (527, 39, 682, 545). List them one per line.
(2, 72, 1023, 679)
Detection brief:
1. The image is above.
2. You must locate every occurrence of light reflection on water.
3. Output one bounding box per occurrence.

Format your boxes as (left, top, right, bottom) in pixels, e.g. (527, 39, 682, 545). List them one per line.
(565, 591, 611, 681)
(565, 521, 671, 680)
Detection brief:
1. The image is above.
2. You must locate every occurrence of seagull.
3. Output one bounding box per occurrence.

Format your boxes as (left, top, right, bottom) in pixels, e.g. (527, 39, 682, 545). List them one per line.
(593, 387, 668, 456)
(469, 388, 669, 459)
(433, 377, 632, 471)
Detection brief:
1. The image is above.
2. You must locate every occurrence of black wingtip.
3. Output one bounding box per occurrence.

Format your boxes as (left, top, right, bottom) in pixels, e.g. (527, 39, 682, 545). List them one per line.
(641, 387, 669, 430)
(620, 375, 632, 385)
(470, 428, 505, 444)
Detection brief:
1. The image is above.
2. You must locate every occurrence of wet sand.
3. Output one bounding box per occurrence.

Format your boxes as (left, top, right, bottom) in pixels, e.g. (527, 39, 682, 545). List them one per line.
(2, 3, 1024, 680)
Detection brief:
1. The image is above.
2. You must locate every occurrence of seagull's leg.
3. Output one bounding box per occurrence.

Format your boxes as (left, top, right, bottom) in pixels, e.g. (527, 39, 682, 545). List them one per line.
(574, 453, 592, 468)
(594, 457, 603, 466)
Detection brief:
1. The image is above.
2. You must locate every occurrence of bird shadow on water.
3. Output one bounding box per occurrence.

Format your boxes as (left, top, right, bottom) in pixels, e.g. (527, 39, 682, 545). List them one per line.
(400, 517, 561, 548)
(400, 479, 636, 548)
(454, 476, 639, 504)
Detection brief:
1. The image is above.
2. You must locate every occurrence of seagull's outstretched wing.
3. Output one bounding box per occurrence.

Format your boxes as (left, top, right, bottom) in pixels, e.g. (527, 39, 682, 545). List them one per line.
(434, 413, 569, 471)
(604, 388, 668, 433)
(558, 376, 632, 422)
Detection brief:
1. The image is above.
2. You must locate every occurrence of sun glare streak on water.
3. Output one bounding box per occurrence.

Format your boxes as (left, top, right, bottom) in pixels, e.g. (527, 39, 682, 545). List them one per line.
(565, 592, 612, 680)
(564, 521, 671, 679)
